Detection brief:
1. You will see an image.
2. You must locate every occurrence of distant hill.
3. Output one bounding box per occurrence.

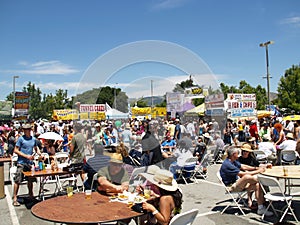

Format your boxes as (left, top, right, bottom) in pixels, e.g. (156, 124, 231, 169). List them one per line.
(129, 96, 165, 106)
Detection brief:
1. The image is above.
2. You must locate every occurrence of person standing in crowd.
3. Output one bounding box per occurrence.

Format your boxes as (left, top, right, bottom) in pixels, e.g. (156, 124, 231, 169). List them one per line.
(174, 119, 181, 141)
(12, 124, 41, 206)
(249, 120, 259, 148)
(69, 122, 86, 164)
(121, 123, 133, 150)
(186, 120, 196, 139)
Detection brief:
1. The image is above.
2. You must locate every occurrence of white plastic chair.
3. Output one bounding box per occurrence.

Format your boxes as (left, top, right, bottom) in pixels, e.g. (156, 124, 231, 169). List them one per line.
(257, 174, 298, 222)
(169, 208, 199, 225)
(216, 171, 247, 216)
(9, 154, 27, 192)
(38, 153, 60, 200)
(54, 152, 79, 192)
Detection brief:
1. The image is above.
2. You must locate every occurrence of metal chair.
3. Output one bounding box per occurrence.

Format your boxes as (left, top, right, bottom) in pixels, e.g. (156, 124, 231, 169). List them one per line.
(216, 171, 247, 216)
(280, 150, 297, 165)
(191, 153, 209, 180)
(176, 157, 198, 184)
(169, 208, 199, 225)
(253, 150, 268, 164)
(257, 174, 298, 222)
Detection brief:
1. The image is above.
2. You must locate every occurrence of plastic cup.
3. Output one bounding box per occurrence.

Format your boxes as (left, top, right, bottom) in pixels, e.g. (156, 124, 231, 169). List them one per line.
(85, 190, 92, 199)
(67, 186, 73, 197)
(144, 188, 151, 199)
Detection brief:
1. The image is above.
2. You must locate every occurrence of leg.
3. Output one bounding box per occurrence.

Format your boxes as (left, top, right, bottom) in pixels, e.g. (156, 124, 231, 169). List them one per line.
(27, 180, 34, 198)
(13, 182, 19, 202)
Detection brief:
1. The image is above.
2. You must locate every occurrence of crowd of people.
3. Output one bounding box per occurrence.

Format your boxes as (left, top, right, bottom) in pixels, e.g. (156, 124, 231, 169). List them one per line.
(1, 114, 300, 223)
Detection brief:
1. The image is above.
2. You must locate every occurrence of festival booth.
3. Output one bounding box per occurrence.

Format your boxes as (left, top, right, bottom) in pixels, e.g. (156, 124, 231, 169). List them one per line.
(184, 103, 205, 116)
(130, 107, 166, 119)
(105, 108, 129, 119)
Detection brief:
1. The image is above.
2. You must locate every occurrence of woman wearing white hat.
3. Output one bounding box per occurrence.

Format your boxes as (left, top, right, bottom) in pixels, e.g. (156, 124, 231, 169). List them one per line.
(139, 169, 183, 225)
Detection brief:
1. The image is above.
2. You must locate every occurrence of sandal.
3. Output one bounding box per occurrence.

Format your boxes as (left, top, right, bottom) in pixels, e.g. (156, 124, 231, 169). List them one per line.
(13, 201, 21, 207)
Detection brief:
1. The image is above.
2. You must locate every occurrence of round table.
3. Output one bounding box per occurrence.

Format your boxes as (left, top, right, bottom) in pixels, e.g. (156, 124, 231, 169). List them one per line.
(31, 192, 143, 224)
(262, 165, 300, 194)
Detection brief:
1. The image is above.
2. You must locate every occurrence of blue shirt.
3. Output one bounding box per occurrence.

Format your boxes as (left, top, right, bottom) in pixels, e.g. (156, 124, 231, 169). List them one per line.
(220, 158, 241, 186)
(16, 135, 37, 165)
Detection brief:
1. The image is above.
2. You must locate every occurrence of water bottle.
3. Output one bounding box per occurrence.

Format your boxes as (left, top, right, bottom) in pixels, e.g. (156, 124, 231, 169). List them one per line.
(38, 161, 43, 171)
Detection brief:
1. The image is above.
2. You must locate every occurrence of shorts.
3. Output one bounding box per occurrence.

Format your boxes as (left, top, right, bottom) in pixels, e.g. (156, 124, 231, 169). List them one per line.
(228, 182, 247, 192)
(13, 164, 36, 184)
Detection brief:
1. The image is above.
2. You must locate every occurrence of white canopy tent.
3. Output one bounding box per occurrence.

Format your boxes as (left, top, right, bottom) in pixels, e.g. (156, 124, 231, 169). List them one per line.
(106, 108, 129, 119)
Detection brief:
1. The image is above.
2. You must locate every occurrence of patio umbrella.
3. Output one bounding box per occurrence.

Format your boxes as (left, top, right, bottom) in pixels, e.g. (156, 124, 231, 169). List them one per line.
(282, 115, 300, 121)
(38, 132, 63, 141)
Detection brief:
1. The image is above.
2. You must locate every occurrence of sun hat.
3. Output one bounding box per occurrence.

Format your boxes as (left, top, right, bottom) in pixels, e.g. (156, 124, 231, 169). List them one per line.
(203, 133, 210, 138)
(22, 124, 32, 129)
(95, 123, 101, 127)
(262, 134, 271, 141)
(140, 169, 178, 192)
(286, 132, 294, 140)
(139, 165, 160, 178)
(248, 137, 256, 142)
(109, 153, 123, 164)
(125, 123, 131, 129)
(240, 143, 253, 152)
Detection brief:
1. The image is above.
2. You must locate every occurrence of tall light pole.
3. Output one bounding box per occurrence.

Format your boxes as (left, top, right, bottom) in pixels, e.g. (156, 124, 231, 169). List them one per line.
(12, 75, 19, 117)
(259, 40, 274, 110)
(114, 83, 118, 109)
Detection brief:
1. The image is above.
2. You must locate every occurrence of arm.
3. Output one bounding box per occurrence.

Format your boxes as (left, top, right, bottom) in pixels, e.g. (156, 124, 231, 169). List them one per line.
(239, 164, 265, 176)
(97, 176, 125, 194)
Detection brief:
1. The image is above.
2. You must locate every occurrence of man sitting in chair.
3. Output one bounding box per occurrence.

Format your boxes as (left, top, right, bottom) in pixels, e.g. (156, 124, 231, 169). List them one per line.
(219, 146, 273, 216)
(97, 153, 129, 195)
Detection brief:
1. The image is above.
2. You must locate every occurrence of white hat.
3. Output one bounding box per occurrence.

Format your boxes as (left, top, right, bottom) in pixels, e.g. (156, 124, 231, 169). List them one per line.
(203, 133, 210, 138)
(262, 134, 271, 141)
(95, 123, 101, 127)
(175, 118, 180, 122)
(140, 169, 178, 192)
(286, 132, 294, 140)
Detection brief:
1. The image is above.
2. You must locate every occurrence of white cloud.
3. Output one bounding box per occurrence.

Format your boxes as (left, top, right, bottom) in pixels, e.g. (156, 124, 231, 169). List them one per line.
(2, 60, 79, 75)
(280, 16, 300, 27)
(151, 0, 190, 10)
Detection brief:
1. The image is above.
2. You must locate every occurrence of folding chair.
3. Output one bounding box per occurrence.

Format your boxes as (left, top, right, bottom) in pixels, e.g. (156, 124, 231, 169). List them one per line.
(253, 150, 268, 164)
(128, 167, 146, 190)
(169, 208, 199, 225)
(54, 152, 79, 193)
(257, 174, 298, 223)
(176, 157, 198, 184)
(280, 150, 297, 165)
(191, 153, 209, 180)
(216, 171, 247, 216)
(38, 153, 60, 200)
(9, 154, 28, 192)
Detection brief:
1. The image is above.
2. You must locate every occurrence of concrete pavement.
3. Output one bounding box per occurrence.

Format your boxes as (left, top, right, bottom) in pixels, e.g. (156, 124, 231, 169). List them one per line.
(1, 158, 300, 225)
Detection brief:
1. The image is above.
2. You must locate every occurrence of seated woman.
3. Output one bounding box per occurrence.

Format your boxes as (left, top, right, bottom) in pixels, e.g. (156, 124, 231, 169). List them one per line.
(139, 169, 183, 225)
(42, 139, 56, 164)
(237, 143, 260, 210)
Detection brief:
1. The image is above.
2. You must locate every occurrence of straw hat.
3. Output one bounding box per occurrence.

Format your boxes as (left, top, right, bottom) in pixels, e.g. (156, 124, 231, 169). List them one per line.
(240, 143, 253, 152)
(22, 124, 32, 129)
(248, 137, 256, 142)
(125, 123, 131, 129)
(109, 153, 123, 164)
(286, 132, 294, 140)
(140, 169, 178, 192)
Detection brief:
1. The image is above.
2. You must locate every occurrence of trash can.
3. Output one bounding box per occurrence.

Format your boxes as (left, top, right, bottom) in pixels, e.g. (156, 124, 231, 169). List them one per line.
(0, 162, 5, 199)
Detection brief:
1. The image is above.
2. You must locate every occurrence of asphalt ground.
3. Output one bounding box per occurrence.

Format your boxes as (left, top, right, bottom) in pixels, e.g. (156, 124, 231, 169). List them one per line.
(1, 153, 300, 225)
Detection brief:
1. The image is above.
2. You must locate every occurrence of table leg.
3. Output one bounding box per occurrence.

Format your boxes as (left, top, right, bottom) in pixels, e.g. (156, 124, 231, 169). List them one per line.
(0, 163, 6, 199)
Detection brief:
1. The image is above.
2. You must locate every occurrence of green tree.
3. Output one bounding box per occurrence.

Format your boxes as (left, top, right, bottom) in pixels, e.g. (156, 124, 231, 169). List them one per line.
(277, 64, 300, 112)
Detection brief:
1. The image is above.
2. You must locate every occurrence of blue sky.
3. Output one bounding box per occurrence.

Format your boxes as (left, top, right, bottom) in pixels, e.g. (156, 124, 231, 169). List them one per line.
(1, 0, 300, 102)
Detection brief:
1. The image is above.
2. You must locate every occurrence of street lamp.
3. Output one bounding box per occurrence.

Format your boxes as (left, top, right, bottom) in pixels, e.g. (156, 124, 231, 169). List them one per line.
(114, 83, 118, 109)
(12, 75, 19, 117)
(259, 40, 274, 110)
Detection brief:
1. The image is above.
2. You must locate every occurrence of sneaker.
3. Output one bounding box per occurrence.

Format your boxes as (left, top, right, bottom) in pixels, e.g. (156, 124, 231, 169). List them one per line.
(257, 207, 273, 216)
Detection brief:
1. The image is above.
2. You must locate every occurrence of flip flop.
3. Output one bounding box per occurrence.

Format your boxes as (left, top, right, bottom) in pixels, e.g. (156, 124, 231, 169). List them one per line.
(13, 201, 21, 207)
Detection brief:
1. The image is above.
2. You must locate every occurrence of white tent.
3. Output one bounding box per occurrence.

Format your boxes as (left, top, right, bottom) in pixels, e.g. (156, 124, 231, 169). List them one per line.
(184, 103, 205, 116)
(106, 108, 129, 119)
